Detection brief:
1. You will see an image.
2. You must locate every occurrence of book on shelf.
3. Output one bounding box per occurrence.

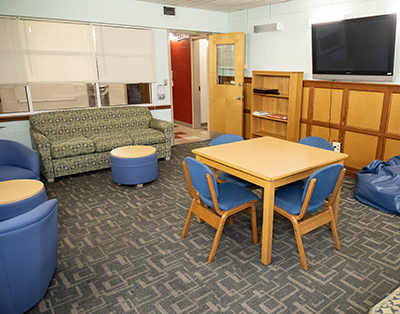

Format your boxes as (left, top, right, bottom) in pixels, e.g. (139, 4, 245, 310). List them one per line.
(267, 113, 288, 120)
(253, 110, 269, 116)
(253, 88, 280, 95)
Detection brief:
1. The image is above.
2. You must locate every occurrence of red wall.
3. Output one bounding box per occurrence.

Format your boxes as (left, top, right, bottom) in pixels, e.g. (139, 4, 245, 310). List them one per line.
(170, 37, 192, 125)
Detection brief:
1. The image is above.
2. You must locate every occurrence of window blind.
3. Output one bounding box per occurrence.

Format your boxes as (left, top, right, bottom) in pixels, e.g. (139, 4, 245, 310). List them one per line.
(0, 17, 26, 86)
(19, 19, 98, 84)
(94, 25, 156, 84)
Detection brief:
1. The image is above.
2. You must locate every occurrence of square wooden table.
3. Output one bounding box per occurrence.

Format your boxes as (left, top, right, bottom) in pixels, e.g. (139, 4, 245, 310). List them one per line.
(192, 136, 348, 265)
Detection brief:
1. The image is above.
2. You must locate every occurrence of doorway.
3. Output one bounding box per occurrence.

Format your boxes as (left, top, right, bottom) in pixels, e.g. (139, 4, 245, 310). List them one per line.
(169, 31, 209, 143)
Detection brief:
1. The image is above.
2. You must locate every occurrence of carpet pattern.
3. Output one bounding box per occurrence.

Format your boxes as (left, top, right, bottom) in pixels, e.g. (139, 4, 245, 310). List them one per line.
(27, 140, 400, 314)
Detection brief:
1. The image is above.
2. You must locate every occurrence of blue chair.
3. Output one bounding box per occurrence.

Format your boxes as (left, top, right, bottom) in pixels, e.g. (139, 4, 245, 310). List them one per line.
(0, 139, 40, 182)
(274, 164, 345, 270)
(0, 199, 58, 314)
(181, 157, 259, 262)
(299, 136, 334, 151)
(209, 134, 257, 189)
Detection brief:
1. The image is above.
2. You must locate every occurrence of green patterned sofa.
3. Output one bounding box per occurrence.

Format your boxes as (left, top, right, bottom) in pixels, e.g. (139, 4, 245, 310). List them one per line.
(29, 106, 173, 182)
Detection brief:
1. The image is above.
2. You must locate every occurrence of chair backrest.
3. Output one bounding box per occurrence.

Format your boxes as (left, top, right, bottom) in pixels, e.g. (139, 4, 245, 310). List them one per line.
(209, 134, 243, 146)
(299, 136, 334, 151)
(302, 164, 344, 211)
(184, 157, 219, 199)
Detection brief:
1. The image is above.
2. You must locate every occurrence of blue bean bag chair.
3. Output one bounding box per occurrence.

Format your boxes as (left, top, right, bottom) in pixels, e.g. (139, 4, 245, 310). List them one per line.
(354, 155, 400, 216)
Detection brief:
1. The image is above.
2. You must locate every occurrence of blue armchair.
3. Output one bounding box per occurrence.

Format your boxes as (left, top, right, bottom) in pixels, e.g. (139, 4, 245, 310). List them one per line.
(0, 139, 40, 182)
(0, 199, 58, 314)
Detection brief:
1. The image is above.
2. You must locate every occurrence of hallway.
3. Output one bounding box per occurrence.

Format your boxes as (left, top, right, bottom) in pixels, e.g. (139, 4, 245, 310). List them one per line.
(173, 123, 209, 145)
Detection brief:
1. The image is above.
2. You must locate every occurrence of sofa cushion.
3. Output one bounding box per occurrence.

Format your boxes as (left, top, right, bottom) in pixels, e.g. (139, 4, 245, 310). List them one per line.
(88, 132, 133, 153)
(51, 137, 96, 159)
(128, 129, 165, 145)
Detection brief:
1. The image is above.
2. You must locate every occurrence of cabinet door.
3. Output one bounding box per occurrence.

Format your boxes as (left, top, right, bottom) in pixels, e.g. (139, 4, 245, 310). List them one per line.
(209, 32, 245, 138)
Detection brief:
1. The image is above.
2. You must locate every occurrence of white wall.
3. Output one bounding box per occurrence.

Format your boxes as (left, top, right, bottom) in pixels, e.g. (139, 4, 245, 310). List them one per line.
(199, 39, 209, 124)
(229, 0, 400, 82)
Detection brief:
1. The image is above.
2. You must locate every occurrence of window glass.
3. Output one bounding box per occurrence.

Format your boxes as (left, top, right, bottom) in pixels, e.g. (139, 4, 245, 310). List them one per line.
(217, 44, 235, 85)
(30, 84, 94, 111)
(101, 83, 151, 106)
(0, 86, 28, 113)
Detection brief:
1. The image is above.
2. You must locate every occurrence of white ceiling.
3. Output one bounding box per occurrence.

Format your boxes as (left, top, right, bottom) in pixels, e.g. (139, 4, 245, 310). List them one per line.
(135, 0, 292, 13)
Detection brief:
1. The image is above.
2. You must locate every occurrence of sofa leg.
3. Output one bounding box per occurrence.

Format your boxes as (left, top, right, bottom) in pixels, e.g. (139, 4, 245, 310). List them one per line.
(165, 157, 170, 161)
(47, 178, 54, 183)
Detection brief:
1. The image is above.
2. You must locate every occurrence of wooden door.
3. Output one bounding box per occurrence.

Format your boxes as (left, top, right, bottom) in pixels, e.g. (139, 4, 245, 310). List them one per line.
(209, 32, 245, 138)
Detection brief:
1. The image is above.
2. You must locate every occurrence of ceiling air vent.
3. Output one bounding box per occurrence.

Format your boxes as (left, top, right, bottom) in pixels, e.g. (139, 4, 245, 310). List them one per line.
(163, 6, 176, 16)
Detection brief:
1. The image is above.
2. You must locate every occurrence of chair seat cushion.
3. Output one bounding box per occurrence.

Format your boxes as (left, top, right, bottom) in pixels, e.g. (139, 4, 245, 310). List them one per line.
(274, 181, 322, 215)
(51, 137, 95, 158)
(0, 165, 39, 182)
(218, 173, 256, 188)
(88, 133, 133, 153)
(201, 182, 259, 211)
(128, 129, 165, 145)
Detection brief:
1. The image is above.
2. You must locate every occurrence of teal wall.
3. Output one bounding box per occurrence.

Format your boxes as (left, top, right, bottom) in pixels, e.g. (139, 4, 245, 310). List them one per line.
(228, 0, 400, 82)
(3, 0, 400, 147)
(0, 0, 228, 147)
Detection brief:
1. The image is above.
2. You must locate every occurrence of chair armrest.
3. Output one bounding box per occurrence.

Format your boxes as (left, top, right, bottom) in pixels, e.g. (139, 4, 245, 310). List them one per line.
(30, 129, 54, 180)
(149, 118, 173, 141)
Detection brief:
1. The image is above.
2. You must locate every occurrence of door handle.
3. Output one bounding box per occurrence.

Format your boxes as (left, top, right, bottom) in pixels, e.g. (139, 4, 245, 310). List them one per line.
(234, 97, 241, 100)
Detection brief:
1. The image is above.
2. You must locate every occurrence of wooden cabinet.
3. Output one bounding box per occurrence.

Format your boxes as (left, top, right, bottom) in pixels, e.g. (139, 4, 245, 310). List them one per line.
(250, 71, 303, 142)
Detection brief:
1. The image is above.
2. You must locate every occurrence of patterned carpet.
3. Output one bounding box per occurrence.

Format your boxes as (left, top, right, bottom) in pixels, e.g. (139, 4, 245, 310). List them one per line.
(27, 141, 400, 314)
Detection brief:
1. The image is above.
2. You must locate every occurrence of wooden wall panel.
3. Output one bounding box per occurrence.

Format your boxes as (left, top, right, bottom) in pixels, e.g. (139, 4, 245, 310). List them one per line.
(313, 88, 342, 124)
(310, 125, 339, 142)
(384, 139, 400, 161)
(387, 93, 400, 135)
(347, 91, 384, 130)
(243, 80, 252, 139)
(302, 80, 400, 178)
(301, 87, 309, 120)
(245, 79, 400, 177)
(344, 132, 378, 170)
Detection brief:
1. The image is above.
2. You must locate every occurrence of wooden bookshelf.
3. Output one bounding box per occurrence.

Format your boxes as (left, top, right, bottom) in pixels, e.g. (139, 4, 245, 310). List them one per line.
(250, 71, 303, 142)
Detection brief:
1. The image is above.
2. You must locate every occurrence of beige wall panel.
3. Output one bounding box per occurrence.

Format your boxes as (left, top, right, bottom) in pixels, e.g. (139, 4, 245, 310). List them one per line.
(301, 87, 309, 119)
(384, 139, 400, 161)
(344, 132, 378, 169)
(310, 125, 339, 143)
(347, 91, 383, 130)
(244, 112, 251, 139)
(313, 88, 342, 123)
(387, 93, 400, 135)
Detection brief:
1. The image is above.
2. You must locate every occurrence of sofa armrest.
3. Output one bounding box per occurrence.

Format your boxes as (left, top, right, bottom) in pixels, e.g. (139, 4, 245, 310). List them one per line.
(30, 129, 54, 180)
(149, 118, 173, 140)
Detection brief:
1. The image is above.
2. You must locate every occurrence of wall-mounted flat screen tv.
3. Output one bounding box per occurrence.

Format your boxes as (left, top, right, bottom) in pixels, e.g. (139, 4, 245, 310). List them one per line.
(312, 14, 397, 82)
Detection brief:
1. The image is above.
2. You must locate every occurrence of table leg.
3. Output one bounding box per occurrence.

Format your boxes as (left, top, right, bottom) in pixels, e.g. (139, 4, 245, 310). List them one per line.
(261, 181, 275, 265)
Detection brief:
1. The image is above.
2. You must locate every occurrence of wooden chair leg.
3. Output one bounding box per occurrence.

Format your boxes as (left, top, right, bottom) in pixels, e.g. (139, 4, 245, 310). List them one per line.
(181, 208, 194, 238)
(246, 206, 258, 244)
(329, 209, 341, 250)
(208, 215, 228, 263)
(228, 216, 234, 224)
(292, 220, 308, 271)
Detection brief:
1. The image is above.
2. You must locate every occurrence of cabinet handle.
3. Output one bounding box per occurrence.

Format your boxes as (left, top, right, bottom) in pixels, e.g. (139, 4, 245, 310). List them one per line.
(234, 97, 241, 100)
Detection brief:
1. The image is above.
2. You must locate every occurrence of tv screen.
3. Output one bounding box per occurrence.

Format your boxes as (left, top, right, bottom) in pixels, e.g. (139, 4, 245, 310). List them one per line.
(312, 14, 397, 82)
